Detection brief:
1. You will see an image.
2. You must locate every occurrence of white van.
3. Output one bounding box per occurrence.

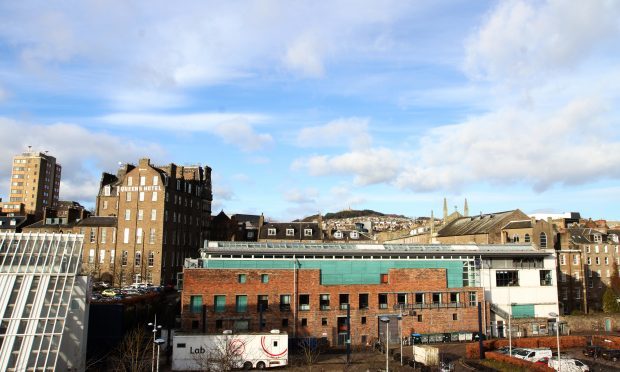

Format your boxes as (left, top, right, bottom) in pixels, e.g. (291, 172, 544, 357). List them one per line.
(548, 357, 589, 372)
(521, 348, 552, 362)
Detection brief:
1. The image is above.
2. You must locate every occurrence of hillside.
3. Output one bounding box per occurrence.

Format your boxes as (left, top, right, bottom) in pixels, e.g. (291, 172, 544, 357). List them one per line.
(299, 209, 407, 222)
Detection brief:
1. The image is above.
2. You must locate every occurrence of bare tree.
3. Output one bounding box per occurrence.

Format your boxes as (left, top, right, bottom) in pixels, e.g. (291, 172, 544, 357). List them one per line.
(192, 335, 247, 371)
(297, 338, 321, 366)
(110, 327, 152, 372)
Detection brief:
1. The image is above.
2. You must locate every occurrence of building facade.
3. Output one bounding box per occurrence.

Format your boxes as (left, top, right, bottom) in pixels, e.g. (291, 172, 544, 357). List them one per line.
(2, 150, 61, 217)
(0, 232, 89, 371)
(93, 158, 212, 285)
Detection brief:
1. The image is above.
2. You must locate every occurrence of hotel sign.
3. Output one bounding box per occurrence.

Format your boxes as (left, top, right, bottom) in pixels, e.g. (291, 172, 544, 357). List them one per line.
(119, 185, 162, 192)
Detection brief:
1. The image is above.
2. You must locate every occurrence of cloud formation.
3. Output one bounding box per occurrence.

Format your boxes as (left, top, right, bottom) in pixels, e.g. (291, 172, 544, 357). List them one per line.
(296, 118, 372, 149)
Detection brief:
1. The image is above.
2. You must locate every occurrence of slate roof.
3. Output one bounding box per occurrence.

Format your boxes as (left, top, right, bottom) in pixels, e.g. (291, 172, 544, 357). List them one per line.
(75, 216, 117, 227)
(259, 222, 322, 241)
(566, 227, 606, 244)
(437, 210, 523, 237)
(503, 220, 532, 230)
(0, 215, 32, 231)
(232, 214, 261, 225)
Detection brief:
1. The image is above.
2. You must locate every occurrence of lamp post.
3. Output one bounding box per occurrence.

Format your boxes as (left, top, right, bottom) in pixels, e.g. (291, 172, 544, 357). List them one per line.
(507, 283, 512, 357)
(397, 313, 403, 366)
(550, 312, 561, 372)
(148, 316, 162, 372)
(154, 338, 165, 372)
(380, 316, 390, 372)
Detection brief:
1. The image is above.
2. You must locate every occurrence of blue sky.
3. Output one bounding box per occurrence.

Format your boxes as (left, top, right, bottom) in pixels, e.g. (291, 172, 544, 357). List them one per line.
(1, 0, 619, 221)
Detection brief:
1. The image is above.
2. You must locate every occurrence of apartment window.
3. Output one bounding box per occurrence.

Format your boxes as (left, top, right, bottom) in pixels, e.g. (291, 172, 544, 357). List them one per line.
(135, 251, 141, 266)
(127, 177, 133, 186)
(588, 268, 593, 278)
(149, 228, 156, 244)
(89, 229, 96, 243)
(359, 293, 369, 309)
(88, 249, 95, 264)
(605, 245, 609, 253)
(125, 209, 131, 221)
(236, 295, 247, 312)
(450, 292, 460, 303)
(560, 255, 566, 265)
(301, 318, 308, 327)
(153, 176, 159, 185)
(496, 270, 519, 286)
(432, 293, 442, 304)
(415, 293, 424, 305)
(396, 293, 407, 306)
(573, 255, 579, 265)
(123, 228, 130, 243)
(103, 185, 111, 196)
(320, 294, 330, 310)
(380, 273, 388, 283)
(597, 269, 602, 278)
(121, 250, 128, 266)
(586, 246, 591, 253)
(469, 292, 477, 306)
(339, 294, 350, 310)
(136, 228, 143, 244)
(151, 209, 157, 221)
(148, 251, 154, 267)
(267, 228, 276, 236)
(139, 191, 145, 202)
(103, 200, 108, 210)
(140, 176, 146, 186)
(540, 270, 552, 286)
(110, 250, 115, 264)
(190, 295, 202, 313)
(595, 245, 600, 253)
(238, 274, 246, 283)
(452, 314, 458, 321)
(261, 274, 269, 283)
(361, 316, 367, 324)
(214, 295, 226, 312)
(417, 315, 423, 322)
(286, 228, 294, 237)
(304, 228, 313, 236)
(322, 318, 328, 326)
(280, 295, 291, 311)
(257, 295, 269, 311)
(595, 257, 600, 265)
(587, 257, 592, 265)
(126, 192, 132, 202)
(605, 257, 609, 265)
(99, 249, 105, 264)
(540, 232, 547, 248)
(524, 234, 530, 243)
(138, 209, 144, 221)
(299, 294, 310, 311)
(378, 293, 388, 309)
(101, 228, 107, 243)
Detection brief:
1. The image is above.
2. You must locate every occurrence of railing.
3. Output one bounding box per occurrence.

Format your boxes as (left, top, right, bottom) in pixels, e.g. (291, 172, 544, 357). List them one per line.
(392, 302, 466, 310)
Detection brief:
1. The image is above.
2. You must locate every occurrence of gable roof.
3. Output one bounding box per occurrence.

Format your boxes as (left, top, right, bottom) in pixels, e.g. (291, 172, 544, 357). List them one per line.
(503, 220, 533, 230)
(437, 210, 526, 237)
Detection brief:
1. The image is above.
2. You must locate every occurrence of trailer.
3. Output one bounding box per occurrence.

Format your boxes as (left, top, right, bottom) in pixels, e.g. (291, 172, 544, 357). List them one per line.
(172, 330, 288, 370)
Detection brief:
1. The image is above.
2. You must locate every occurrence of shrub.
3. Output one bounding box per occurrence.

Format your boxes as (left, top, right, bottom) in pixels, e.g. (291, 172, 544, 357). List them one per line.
(485, 351, 554, 372)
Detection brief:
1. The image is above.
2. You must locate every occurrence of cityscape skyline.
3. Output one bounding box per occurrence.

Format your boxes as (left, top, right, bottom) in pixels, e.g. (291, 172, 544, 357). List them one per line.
(1, 1, 619, 221)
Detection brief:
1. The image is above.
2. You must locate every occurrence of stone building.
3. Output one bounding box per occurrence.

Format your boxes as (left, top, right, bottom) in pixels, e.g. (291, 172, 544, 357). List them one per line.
(436, 210, 533, 245)
(91, 158, 212, 285)
(258, 222, 322, 243)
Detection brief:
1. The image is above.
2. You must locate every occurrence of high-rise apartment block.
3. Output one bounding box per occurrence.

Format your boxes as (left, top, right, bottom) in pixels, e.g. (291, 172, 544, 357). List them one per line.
(2, 150, 61, 217)
(89, 158, 212, 285)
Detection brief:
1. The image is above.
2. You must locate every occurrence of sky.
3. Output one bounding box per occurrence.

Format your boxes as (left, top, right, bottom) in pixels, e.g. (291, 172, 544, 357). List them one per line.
(0, 0, 619, 221)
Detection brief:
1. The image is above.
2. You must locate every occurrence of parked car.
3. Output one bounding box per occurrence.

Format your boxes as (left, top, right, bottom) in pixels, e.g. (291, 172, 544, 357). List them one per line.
(582, 345, 606, 358)
(101, 288, 118, 297)
(601, 348, 620, 362)
(521, 348, 552, 362)
(548, 357, 589, 371)
(534, 356, 549, 365)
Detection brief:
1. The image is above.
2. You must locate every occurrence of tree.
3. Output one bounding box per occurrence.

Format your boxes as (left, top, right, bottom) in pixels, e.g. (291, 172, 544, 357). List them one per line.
(192, 335, 247, 371)
(602, 287, 620, 313)
(297, 337, 322, 366)
(110, 327, 153, 372)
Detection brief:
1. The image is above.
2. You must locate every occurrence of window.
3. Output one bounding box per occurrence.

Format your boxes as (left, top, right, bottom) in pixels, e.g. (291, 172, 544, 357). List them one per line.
(320, 294, 330, 310)
(151, 209, 157, 221)
(524, 234, 530, 243)
(432, 293, 442, 304)
(123, 228, 130, 243)
(397, 293, 407, 306)
(140, 176, 146, 186)
(103, 200, 108, 210)
(280, 295, 291, 311)
(469, 292, 477, 306)
(236, 295, 247, 312)
(215, 319, 223, 329)
(281, 318, 289, 327)
(301, 318, 307, 327)
(304, 228, 313, 237)
(450, 292, 460, 303)
(214, 295, 226, 312)
(415, 293, 424, 305)
(334, 231, 343, 239)
(139, 191, 145, 201)
(190, 295, 202, 313)
(361, 316, 367, 324)
(339, 294, 350, 310)
(350, 231, 359, 239)
(257, 295, 269, 311)
(540, 270, 552, 286)
(148, 251, 154, 267)
(127, 177, 133, 186)
(586, 246, 591, 253)
(261, 274, 269, 283)
(417, 315, 423, 322)
(126, 192, 132, 202)
(104, 185, 111, 196)
(512, 234, 519, 243)
(136, 228, 143, 244)
(153, 176, 159, 186)
(149, 228, 156, 244)
(89, 229, 96, 243)
(605, 245, 608, 253)
(380, 273, 388, 283)
(267, 228, 276, 236)
(595, 257, 600, 265)
(238, 274, 246, 283)
(587, 257, 592, 265)
(452, 313, 458, 321)
(299, 294, 310, 311)
(379, 293, 388, 309)
(560, 255, 566, 265)
(101, 228, 107, 243)
(286, 228, 294, 236)
(88, 249, 95, 264)
(359, 293, 369, 309)
(322, 318, 327, 326)
(496, 270, 519, 286)
(595, 245, 600, 253)
(138, 210, 144, 220)
(573, 255, 580, 265)
(152, 191, 158, 201)
(121, 250, 128, 266)
(125, 209, 131, 221)
(110, 250, 115, 264)
(540, 232, 547, 248)
(605, 257, 609, 265)
(99, 249, 105, 264)
(135, 251, 141, 266)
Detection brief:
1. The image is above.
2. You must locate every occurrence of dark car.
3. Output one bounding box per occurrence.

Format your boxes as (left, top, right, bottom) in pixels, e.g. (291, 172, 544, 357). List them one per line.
(601, 348, 620, 362)
(583, 345, 606, 358)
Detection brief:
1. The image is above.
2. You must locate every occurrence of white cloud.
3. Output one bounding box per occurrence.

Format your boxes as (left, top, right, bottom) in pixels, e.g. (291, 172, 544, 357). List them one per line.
(100, 112, 273, 151)
(296, 118, 372, 149)
(0, 117, 166, 205)
(0, 85, 8, 101)
(284, 188, 319, 204)
(283, 33, 325, 77)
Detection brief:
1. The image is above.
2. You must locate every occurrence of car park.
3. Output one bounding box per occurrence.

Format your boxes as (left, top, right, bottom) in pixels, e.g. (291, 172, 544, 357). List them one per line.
(601, 348, 620, 362)
(548, 357, 589, 371)
(101, 288, 119, 297)
(582, 345, 606, 359)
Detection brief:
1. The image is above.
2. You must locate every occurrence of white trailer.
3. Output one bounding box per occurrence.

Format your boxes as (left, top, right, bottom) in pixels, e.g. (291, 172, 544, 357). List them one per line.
(172, 330, 288, 370)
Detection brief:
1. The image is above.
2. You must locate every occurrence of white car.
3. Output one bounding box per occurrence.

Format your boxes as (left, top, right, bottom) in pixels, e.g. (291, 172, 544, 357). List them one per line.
(548, 357, 589, 372)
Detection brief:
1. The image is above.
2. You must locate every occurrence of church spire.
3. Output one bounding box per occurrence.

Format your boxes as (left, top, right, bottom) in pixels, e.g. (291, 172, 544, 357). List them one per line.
(464, 198, 469, 217)
(430, 210, 435, 242)
(443, 197, 448, 221)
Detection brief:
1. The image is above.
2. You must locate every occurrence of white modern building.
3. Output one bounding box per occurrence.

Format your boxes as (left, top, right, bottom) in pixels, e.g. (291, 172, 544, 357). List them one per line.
(0, 232, 89, 371)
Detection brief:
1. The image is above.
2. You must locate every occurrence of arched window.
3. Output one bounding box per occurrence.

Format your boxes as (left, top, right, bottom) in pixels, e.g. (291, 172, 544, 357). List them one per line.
(540, 232, 547, 248)
(524, 234, 530, 243)
(513, 234, 520, 243)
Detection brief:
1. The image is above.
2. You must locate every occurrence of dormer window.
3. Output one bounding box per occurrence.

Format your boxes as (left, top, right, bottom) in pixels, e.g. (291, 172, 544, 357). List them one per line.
(286, 228, 294, 236)
(304, 229, 313, 237)
(103, 185, 111, 196)
(334, 231, 343, 239)
(350, 231, 359, 239)
(267, 228, 276, 236)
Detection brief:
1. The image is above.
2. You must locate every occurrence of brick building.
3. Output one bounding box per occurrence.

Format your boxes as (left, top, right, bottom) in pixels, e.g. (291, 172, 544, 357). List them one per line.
(91, 158, 212, 285)
(181, 242, 485, 346)
(436, 210, 532, 244)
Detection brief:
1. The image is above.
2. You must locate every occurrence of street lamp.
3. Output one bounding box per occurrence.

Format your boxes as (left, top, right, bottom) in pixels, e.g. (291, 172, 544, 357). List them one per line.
(397, 313, 403, 366)
(154, 338, 165, 372)
(380, 316, 390, 372)
(148, 316, 162, 372)
(550, 312, 561, 372)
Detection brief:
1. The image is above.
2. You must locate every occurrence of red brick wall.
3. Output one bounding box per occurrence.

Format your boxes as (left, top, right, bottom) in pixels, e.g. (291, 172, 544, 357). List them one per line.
(181, 267, 484, 345)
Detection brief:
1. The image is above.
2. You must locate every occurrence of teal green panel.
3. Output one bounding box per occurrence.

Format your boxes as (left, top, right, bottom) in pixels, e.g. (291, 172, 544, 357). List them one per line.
(511, 304, 535, 318)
